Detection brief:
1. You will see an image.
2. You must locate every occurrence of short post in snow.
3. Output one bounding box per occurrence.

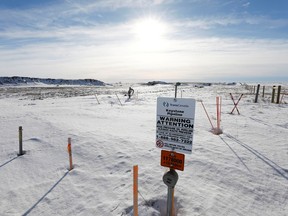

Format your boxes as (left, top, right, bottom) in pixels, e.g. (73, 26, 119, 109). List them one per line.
(174, 82, 181, 99)
(254, 84, 260, 103)
(67, 138, 73, 171)
(276, 85, 282, 104)
(18, 126, 24, 156)
(271, 85, 276, 103)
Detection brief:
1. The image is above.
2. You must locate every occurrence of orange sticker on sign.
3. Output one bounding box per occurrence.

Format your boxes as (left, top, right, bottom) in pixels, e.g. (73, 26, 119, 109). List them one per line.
(161, 150, 185, 171)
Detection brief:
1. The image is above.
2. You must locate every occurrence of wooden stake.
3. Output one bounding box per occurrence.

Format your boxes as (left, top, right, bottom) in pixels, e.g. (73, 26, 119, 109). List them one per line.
(200, 101, 215, 130)
(230, 93, 243, 115)
(115, 93, 123, 106)
(254, 84, 260, 103)
(276, 85, 282, 104)
(262, 86, 265, 98)
(67, 138, 73, 171)
(94, 94, 100, 104)
(271, 85, 276, 103)
(133, 165, 138, 216)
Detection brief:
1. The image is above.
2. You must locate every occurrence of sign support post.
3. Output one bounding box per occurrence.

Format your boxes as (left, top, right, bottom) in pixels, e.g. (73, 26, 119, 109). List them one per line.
(174, 82, 181, 99)
(163, 168, 178, 216)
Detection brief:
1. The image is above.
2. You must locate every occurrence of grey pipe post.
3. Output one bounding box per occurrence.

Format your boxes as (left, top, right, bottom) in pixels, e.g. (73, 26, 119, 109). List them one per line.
(18, 126, 23, 156)
(167, 187, 173, 216)
(163, 169, 178, 216)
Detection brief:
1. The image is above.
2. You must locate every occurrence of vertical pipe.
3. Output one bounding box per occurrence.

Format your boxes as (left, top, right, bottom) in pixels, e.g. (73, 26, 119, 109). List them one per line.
(167, 187, 173, 216)
(133, 165, 138, 216)
(18, 126, 23, 156)
(171, 188, 175, 216)
(276, 85, 282, 104)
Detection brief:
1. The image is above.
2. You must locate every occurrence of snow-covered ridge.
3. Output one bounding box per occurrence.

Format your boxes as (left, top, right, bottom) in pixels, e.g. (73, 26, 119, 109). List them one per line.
(0, 76, 105, 86)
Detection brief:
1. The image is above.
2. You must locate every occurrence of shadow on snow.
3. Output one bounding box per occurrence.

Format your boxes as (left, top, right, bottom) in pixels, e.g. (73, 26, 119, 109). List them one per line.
(22, 171, 69, 216)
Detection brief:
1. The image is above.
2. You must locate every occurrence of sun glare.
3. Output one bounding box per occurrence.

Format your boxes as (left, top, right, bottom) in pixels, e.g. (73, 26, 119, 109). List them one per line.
(132, 17, 169, 50)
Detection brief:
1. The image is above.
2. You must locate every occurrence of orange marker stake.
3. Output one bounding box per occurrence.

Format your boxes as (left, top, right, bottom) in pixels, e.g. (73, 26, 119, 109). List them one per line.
(133, 165, 138, 216)
(67, 138, 73, 171)
(216, 96, 220, 130)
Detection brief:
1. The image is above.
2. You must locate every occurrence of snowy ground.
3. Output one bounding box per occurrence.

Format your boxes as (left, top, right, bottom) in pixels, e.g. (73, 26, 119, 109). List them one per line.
(0, 83, 287, 216)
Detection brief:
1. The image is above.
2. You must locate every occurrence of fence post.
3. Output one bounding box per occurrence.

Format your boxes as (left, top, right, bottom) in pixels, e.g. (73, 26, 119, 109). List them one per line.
(271, 85, 276, 103)
(276, 85, 282, 104)
(254, 84, 260, 103)
(262, 86, 265, 98)
(18, 126, 24, 156)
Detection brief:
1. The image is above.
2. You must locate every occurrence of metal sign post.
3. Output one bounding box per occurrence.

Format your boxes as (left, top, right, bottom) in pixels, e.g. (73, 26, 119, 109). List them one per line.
(163, 169, 178, 216)
(174, 82, 181, 99)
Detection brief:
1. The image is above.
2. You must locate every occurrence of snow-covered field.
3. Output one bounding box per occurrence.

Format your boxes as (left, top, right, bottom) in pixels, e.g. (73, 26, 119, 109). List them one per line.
(0, 83, 287, 216)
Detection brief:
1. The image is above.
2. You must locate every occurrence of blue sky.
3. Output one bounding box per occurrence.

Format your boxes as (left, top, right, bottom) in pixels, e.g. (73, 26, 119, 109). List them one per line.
(0, 0, 287, 82)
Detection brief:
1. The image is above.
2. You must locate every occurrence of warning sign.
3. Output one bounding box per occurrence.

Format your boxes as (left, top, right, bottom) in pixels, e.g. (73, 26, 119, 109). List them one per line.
(161, 150, 185, 171)
(156, 97, 196, 154)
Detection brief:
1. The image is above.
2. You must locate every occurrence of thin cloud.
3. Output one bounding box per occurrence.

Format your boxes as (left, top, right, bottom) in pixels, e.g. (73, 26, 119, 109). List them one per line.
(242, 2, 250, 8)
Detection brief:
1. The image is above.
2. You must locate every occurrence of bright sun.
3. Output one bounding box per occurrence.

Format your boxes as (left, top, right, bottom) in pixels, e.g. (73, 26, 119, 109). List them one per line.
(132, 17, 168, 50)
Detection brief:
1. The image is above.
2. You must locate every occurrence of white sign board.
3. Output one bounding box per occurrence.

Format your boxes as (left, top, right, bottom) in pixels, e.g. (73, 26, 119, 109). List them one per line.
(156, 97, 196, 154)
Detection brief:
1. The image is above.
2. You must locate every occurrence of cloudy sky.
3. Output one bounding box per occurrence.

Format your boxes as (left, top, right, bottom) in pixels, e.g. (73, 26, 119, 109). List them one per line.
(0, 0, 287, 82)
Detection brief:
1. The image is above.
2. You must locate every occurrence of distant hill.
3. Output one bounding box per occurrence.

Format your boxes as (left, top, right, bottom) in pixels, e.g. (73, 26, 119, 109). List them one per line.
(0, 76, 105, 86)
